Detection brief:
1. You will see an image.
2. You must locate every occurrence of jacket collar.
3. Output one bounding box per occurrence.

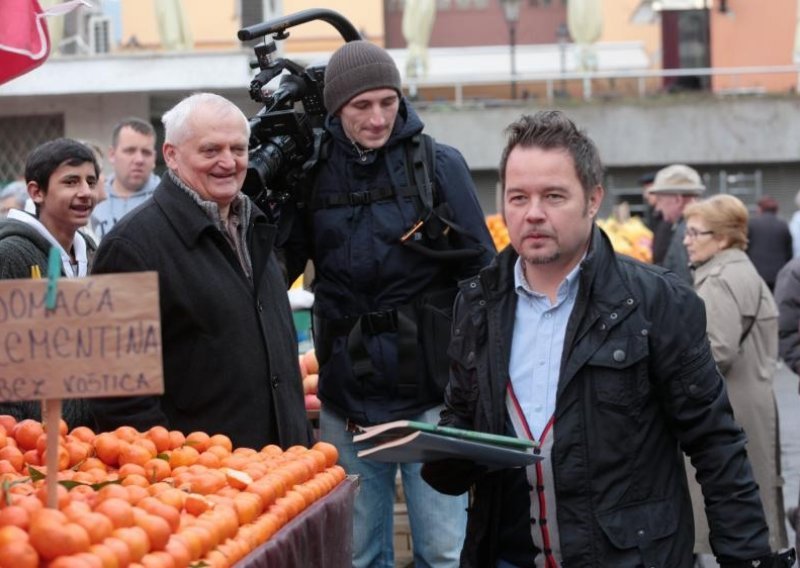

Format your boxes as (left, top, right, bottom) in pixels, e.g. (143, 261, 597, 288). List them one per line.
(466, 225, 638, 324)
(692, 247, 748, 286)
(152, 174, 275, 284)
(153, 173, 268, 248)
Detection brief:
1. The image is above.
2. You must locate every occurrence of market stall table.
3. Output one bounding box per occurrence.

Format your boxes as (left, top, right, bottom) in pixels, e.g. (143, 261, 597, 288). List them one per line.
(236, 475, 358, 568)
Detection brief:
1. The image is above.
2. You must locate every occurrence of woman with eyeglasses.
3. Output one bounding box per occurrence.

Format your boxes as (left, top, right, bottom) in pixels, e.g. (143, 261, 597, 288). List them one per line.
(681, 194, 787, 557)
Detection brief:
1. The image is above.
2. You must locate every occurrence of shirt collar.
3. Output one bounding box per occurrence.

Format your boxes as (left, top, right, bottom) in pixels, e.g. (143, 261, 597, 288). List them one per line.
(167, 170, 248, 229)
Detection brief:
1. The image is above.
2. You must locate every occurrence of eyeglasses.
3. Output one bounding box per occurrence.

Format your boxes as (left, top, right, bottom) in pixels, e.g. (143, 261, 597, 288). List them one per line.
(684, 228, 714, 239)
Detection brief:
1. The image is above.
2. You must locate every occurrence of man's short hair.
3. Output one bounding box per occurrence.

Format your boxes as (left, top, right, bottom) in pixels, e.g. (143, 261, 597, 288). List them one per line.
(757, 195, 779, 213)
(161, 93, 249, 146)
(110, 117, 156, 148)
(499, 111, 604, 196)
(24, 138, 99, 191)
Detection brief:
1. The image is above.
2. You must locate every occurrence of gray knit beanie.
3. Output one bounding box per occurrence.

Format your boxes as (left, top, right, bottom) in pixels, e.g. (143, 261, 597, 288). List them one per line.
(323, 41, 402, 114)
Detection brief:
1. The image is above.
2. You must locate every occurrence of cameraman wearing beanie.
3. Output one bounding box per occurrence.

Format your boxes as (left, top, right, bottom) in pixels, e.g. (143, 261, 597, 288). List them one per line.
(280, 41, 495, 567)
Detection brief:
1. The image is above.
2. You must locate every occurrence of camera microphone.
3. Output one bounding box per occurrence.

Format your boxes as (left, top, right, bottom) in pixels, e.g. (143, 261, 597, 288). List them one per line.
(268, 75, 308, 109)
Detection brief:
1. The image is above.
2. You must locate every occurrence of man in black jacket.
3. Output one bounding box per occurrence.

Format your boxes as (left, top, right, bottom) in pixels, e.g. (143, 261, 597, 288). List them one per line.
(280, 40, 495, 567)
(89, 93, 311, 450)
(748, 196, 793, 291)
(422, 111, 793, 567)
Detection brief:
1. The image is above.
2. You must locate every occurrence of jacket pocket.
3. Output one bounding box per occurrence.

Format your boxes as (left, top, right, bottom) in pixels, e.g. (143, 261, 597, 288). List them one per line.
(589, 335, 649, 410)
(596, 498, 678, 555)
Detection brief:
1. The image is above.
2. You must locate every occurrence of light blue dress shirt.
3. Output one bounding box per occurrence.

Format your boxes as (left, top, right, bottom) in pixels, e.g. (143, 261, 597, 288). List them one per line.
(509, 257, 581, 440)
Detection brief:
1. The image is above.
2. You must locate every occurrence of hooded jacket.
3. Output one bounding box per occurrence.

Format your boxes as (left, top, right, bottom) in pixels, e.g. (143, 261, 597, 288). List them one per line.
(0, 216, 96, 279)
(281, 99, 495, 425)
(423, 226, 771, 567)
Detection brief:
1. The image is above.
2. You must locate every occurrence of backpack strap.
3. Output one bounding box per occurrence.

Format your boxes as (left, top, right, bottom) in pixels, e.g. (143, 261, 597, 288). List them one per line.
(400, 134, 486, 261)
(404, 133, 437, 215)
(306, 133, 423, 211)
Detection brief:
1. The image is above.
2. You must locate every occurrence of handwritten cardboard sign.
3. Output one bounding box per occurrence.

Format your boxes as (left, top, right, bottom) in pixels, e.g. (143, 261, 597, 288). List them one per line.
(0, 272, 163, 401)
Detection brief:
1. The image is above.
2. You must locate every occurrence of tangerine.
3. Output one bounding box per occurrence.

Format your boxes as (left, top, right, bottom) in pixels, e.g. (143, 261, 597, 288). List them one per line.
(145, 426, 171, 454)
(102, 535, 133, 568)
(95, 497, 135, 529)
(0, 417, 16, 436)
(0, 445, 24, 472)
(206, 434, 232, 453)
(167, 431, 185, 451)
(0, 541, 38, 568)
(94, 433, 122, 467)
(184, 432, 210, 453)
(13, 419, 44, 451)
(0, 524, 28, 546)
(134, 512, 171, 551)
(69, 426, 97, 444)
(0, 504, 29, 529)
(74, 512, 115, 544)
(113, 426, 139, 444)
(164, 535, 192, 567)
(312, 441, 339, 467)
(142, 458, 171, 483)
(168, 446, 199, 469)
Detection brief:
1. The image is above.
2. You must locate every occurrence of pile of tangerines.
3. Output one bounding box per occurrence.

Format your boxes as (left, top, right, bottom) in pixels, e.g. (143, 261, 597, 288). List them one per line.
(485, 214, 510, 251)
(0, 415, 345, 568)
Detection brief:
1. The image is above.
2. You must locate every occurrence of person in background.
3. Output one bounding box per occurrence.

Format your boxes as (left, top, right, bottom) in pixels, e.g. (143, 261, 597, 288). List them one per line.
(681, 194, 786, 556)
(91, 117, 159, 240)
(0, 180, 27, 216)
(774, 252, 800, 555)
(77, 139, 109, 241)
(421, 111, 793, 567)
(747, 195, 792, 291)
(648, 163, 706, 283)
(639, 171, 672, 265)
(89, 93, 311, 450)
(279, 40, 495, 567)
(0, 138, 100, 427)
(788, 189, 800, 258)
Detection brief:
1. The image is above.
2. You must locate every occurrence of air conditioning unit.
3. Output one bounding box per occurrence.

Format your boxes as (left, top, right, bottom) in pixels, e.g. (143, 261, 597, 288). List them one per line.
(87, 15, 112, 54)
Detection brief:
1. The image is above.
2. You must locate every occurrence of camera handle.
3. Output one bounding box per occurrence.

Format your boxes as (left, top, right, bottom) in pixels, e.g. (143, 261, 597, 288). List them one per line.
(238, 8, 362, 43)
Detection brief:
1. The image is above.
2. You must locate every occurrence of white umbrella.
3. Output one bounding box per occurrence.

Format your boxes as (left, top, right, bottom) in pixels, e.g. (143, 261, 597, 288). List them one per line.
(402, 0, 437, 79)
(154, 0, 193, 52)
(567, 0, 604, 71)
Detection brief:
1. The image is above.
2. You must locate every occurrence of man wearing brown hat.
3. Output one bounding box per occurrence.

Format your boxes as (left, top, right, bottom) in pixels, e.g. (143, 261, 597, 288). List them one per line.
(649, 164, 706, 283)
(280, 40, 496, 567)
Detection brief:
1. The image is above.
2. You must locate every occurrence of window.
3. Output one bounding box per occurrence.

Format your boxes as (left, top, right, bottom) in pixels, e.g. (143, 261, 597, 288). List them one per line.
(0, 115, 64, 185)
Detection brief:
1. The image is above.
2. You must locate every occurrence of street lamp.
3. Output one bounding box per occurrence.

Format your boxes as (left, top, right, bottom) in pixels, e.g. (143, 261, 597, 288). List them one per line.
(556, 23, 569, 97)
(500, 0, 522, 99)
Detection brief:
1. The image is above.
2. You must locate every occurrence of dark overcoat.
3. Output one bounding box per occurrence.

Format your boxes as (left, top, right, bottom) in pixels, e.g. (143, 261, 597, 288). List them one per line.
(89, 175, 311, 449)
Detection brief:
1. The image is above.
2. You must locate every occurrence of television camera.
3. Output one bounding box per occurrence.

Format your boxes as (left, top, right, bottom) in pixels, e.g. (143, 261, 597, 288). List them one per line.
(237, 9, 361, 210)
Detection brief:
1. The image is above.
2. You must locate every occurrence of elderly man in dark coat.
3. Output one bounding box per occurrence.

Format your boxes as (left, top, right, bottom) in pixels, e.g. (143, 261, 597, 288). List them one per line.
(89, 93, 311, 449)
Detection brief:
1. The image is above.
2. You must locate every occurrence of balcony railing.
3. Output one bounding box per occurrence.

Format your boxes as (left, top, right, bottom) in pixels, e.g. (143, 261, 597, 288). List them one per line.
(405, 64, 800, 106)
